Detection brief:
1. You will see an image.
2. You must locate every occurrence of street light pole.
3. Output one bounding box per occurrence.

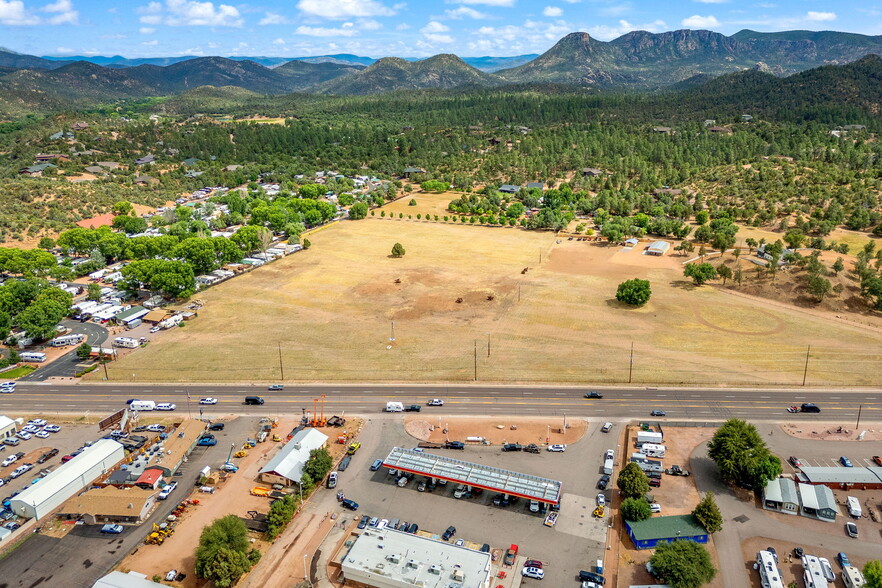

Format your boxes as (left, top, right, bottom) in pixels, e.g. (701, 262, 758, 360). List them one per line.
(227, 442, 235, 464)
(303, 554, 309, 582)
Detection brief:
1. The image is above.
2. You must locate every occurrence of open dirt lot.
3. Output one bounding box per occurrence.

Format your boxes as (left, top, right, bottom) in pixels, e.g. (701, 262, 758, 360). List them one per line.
(105, 219, 882, 385)
(404, 415, 587, 446)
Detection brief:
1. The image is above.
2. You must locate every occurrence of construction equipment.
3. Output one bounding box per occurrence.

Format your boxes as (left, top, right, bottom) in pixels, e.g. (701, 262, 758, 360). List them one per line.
(243, 438, 256, 449)
(250, 487, 271, 497)
(309, 395, 327, 427)
(337, 434, 348, 445)
(592, 506, 605, 518)
(234, 450, 248, 458)
(145, 532, 165, 545)
(272, 434, 281, 442)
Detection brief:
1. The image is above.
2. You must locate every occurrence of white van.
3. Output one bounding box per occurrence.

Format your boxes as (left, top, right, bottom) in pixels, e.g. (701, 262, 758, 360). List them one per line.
(842, 565, 866, 588)
(385, 402, 404, 413)
(129, 400, 156, 411)
(602, 458, 614, 475)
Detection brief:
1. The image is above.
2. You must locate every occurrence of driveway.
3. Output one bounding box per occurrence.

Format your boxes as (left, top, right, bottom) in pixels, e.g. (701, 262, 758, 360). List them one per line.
(21, 320, 108, 382)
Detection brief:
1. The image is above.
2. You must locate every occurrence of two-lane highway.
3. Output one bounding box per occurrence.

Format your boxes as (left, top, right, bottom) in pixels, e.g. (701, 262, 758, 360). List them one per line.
(2, 383, 880, 421)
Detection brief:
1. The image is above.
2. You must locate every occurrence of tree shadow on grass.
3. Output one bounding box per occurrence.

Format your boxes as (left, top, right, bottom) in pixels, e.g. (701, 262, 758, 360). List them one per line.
(605, 298, 650, 311)
(670, 279, 698, 291)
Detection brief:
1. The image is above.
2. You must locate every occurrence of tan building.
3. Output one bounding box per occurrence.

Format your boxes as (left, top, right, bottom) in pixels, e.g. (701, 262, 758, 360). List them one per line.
(0, 416, 17, 440)
(59, 486, 157, 524)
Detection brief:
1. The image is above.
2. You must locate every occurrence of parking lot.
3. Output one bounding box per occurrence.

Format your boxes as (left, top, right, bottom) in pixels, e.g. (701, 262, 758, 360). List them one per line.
(321, 415, 620, 586)
(0, 415, 262, 588)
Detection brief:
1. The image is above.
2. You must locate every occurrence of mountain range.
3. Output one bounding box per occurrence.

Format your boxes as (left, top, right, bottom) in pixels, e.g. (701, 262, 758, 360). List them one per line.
(1, 28, 881, 116)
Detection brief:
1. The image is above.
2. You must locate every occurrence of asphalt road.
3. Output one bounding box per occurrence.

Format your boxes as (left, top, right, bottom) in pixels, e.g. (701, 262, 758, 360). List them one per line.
(4, 383, 881, 422)
(20, 321, 109, 382)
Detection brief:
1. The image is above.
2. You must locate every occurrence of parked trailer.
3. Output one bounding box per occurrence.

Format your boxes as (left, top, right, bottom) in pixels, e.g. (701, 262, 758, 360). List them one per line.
(19, 352, 47, 362)
(113, 337, 139, 349)
(159, 314, 183, 329)
(630, 454, 664, 472)
(636, 431, 663, 444)
(639, 443, 667, 458)
(50, 334, 85, 347)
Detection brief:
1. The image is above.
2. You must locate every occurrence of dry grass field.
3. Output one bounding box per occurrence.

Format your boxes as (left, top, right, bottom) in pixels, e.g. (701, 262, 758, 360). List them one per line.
(105, 218, 882, 385)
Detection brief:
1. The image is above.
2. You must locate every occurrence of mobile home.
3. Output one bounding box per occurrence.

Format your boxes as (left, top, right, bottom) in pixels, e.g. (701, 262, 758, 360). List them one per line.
(20, 352, 47, 362)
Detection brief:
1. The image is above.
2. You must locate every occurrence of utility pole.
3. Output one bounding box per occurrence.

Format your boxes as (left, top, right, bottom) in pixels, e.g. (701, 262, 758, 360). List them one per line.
(390, 320, 395, 342)
(101, 356, 109, 381)
(518, 284, 521, 302)
(278, 342, 284, 381)
(856, 404, 863, 429)
(473, 339, 478, 381)
(628, 342, 634, 384)
(801, 345, 811, 386)
(487, 333, 491, 357)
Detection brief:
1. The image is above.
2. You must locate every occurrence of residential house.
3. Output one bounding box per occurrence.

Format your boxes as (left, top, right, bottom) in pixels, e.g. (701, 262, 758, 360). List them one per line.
(182, 157, 199, 167)
(19, 163, 56, 176)
(625, 515, 709, 549)
(84, 166, 105, 174)
(498, 184, 521, 194)
(708, 126, 732, 134)
(403, 167, 426, 178)
(798, 483, 838, 521)
(652, 126, 673, 134)
(741, 114, 753, 122)
(762, 477, 799, 515)
(49, 131, 64, 140)
(703, 119, 716, 127)
(526, 182, 545, 191)
(646, 241, 671, 256)
(135, 175, 157, 186)
(70, 121, 89, 131)
(35, 153, 68, 162)
(134, 154, 155, 165)
(581, 168, 604, 177)
(96, 161, 120, 170)
(222, 164, 242, 172)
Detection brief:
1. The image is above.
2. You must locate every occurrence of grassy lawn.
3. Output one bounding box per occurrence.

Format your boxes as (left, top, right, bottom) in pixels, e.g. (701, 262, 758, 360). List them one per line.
(3, 366, 36, 379)
(106, 219, 882, 386)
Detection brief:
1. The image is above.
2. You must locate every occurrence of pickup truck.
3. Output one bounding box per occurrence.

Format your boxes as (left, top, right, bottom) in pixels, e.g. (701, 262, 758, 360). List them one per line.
(101, 524, 124, 534)
(504, 544, 519, 565)
(502, 443, 522, 452)
(36, 449, 59, 464)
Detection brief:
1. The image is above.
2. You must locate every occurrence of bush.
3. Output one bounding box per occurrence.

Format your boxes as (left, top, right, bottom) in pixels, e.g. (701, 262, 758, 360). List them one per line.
(408, 199, 417, 206)
(649, 540, 717, 588)
(391, 242, 405, 257)
(616, 279, 651, 306)
(621, 497, 652, 521)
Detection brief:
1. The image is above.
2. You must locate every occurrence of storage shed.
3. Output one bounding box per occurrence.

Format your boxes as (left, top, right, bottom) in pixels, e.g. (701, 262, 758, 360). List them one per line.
(762, 477, 798, 514)
(797, 466, 882, 490)
(58, 486, 156, 524)
(10, 439, 125, 520)
(646, 241, 670, 256)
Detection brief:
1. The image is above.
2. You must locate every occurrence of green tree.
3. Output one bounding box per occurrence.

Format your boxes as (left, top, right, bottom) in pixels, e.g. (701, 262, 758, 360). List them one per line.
(408, 199, 417, 206)
(831, 257, 844, 275)
(617, 462, 650, 499)
(717, 265, 733, 285)
(195, 515, 253, 588)
(303, 447, 334, 483)
(806, 274, 832, 302)
(349, 202, 368, 220)
(420, 180, 450, 192)
(86, 283, 102, 301)
(692, 493, 723, 533)
(391, 242, 406, 257)
(76, 342, 92, 360)
(616, 279, 651, 306)
(38, 237, 55, 250)
(695, 210, 709, 225)
(621, 497, 652, 521)
(649, 540, 717, 588)
(707, 419, 782, 488)
(684, 263, 717, 285)
(863, 560, 882, 588)
(783, 230, 805, 250)
(112, 201, 135, 216)
(303, 239, 311, 250)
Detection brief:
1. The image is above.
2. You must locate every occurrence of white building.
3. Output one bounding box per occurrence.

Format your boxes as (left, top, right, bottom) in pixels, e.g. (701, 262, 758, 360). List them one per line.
(259, 428, 328, 486)
(93, 571, 166, 588)
(341, 528, 492, 588)
(0, 415, 17, 440)
(10, 439, 125, 520)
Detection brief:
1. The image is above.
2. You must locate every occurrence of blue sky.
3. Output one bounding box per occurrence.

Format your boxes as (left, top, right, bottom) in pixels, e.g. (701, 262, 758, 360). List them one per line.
(1, 0, 880, 58)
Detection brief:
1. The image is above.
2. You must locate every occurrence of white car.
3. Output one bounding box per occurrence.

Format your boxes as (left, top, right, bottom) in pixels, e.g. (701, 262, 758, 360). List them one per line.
(44, 424, 61, 433)
(158, 482, 178, 500)
(547, 444, 567, 452)
(28, 419, 47, 427)
(146, 424, 165, 432)
(650, 503, 662, 513)
(427, 399, 444, 406)
(596, 493, 606, 506)
(155, 403, 176, 411)
(199, 398, 218, 405)
(35, 431, 50, 439)
(10, 464, 33, 478)
(1, 455, 18, 467)
(22, 425, 39, 434)
(16, 431, 32, 440)
(150, 326, 161, 333)
(522, 567, 544, 580)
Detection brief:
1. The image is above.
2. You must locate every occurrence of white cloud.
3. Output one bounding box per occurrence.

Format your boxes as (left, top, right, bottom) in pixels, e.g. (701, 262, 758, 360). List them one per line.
(54, 46, 73, 53)
(137, 0, 242, 27)
(259, 12, 289, 25)
(694, 0, 727, 3)
(359, 18, 383, 30)
(395, 22, 410, 30)
(805, 11, 835, 21)
(101, 33, 127, 39)
(452, 0, 514, 6)
(443, 6, 488, 19)
(272, 37, 286, 44)
(598, 3, 631, 17)
(421, 20, 449, 34)
(142, 39, 159, 45)
(139, 26, 155, 33)
(543, 6, 562, 17)
(681, 14, 720, 28)
(424, 33, 454, 43)
(588, 18, 667, 40)
(295, 23, 358, 36)
(42, 0, 78, 24)
(296, 0, 395, 19)
(0, 0, 39, 24)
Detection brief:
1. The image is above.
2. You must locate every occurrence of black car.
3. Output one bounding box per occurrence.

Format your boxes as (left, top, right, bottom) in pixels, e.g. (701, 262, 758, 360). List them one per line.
(800, 403, 821, 413)
(441, 526, 456, 541)
(793, 547, 804, 558)
(445, 441, 465, 450)
(584, 392, 603, 399)
(341, 499, 359, 511)
(407, 522, 419, 534)
(579, 570, 606, 585)
(404, 405, 422, 412)
(480, 543, 490, 553)
(357, 515, 369, 529)
(208, 423, 225, 431)
(501, 443, 522, 452)
(597, 475, 610, 490)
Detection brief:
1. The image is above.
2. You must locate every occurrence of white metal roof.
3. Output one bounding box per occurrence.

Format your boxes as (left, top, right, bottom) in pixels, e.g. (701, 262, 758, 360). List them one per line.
(0, 416, 14, 430)
(12, 439, 124, 507)
(259, 428, 328, 482)
(383, 447, 561, 503)
(763, 477, 798, 504)
(799, 466, 882, 484)
(342, 528, 491, 588)
(798, 483, 838, 514)
(92, 571, 165, 588)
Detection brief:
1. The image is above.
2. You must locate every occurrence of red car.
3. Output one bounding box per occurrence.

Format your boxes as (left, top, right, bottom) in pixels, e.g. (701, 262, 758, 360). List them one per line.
(873, 456, 882, 467)
(789, 456, 803, 468)
(524, 560, 543, 569)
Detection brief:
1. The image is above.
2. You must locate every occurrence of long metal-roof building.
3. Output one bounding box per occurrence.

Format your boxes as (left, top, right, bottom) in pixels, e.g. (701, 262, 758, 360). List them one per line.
(796, 466, 882, 490)
(10, 439, 125, 520)
(382, 447, 561, 503)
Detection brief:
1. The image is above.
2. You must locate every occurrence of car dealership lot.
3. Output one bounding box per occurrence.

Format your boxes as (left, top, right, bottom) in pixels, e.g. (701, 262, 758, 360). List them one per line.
(331, 416, 619, 586)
